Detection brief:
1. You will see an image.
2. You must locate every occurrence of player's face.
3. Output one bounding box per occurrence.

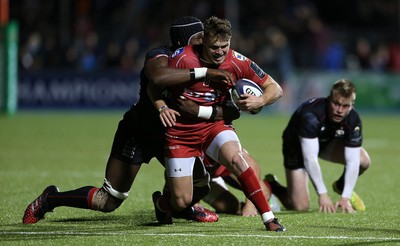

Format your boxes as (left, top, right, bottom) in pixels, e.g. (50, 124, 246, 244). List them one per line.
(203, 37, 230, 65)
(328, 92, 354, 123)
(189, 32, 204, 45)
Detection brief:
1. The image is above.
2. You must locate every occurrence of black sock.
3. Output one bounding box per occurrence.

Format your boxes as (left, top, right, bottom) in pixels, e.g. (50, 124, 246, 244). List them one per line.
(335, 176, 345, 192)
(172, 206, 194, 219)
(47, 186, 96, 210)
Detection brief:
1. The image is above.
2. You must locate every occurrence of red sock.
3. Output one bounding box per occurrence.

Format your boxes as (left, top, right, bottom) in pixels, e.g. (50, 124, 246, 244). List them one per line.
(237, 168, 271, 213)
(87, 187, 99, 209)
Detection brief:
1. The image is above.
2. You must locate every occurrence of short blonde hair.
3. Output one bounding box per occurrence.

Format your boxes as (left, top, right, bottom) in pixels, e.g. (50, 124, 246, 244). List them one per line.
(330, 79, 357, 102)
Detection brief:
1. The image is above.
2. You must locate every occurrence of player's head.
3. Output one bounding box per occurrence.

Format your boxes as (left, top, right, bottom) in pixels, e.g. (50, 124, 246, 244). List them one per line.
(328, 79, 356, 123)
(202, 16, 232, 65)
(170, 16, 204, 50)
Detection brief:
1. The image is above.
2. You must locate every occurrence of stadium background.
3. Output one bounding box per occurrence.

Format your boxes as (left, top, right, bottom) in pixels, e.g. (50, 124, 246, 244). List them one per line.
(1, 0, 400, 113)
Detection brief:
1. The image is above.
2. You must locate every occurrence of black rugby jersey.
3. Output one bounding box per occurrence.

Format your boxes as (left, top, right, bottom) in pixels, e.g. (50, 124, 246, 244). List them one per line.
(124, 45, 171, 139)
(282, 97, 363, 151)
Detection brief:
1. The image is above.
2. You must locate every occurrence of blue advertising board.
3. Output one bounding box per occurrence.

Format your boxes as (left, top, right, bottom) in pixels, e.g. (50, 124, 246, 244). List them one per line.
(18, 71, 140, 109)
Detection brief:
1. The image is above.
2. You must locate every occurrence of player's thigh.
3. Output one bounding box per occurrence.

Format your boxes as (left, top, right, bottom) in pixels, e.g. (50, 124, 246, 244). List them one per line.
(319, 139, 345, 164)
(166, 157, 196, 198)
(285, 168, 309, 202)
(105, 157, 141, 193)
(206, 129, 240, 164)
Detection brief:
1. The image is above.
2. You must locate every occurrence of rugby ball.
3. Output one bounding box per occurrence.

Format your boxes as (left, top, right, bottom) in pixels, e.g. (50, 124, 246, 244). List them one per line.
(231, 78, 263, 114)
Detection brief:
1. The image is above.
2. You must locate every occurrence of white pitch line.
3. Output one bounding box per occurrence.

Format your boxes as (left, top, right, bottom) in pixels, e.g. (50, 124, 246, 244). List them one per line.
(1, 231, 399, 241)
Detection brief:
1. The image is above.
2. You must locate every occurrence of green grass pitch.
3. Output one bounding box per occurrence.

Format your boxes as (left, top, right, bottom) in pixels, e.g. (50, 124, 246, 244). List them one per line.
(0, 111, 399, 245)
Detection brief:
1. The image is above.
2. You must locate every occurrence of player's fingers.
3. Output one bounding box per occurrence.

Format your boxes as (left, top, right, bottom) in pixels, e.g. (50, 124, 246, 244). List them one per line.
(161, 112, 175, 127)
(160, 115, 168, 127)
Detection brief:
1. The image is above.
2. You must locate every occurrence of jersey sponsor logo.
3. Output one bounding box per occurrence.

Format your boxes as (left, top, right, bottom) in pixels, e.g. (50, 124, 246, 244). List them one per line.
(233, 51, 247, 61)
(250, 61, 266, 79)
(171, 47, 184, 58)
(354, 126, 361, 137)
(168, 145, 180, 150)
(335, 129, 345, 137)
(183, 89, 218, 103)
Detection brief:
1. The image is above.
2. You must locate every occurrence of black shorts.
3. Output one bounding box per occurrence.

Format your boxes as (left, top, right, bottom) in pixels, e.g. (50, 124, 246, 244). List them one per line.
(282, 139, 336, 170)
(282, 139, 305, 170)
(109, 115, 165, 166)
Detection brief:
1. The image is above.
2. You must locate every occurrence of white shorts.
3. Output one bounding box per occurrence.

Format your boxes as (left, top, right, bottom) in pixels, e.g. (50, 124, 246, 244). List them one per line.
(205, 130, 240, 162)
(165, 157, 196, 178)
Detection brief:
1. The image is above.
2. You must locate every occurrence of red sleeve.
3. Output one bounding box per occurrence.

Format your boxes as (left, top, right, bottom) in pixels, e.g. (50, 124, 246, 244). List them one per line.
(230, 50, 269, 87)
(168, 47, 186, 68)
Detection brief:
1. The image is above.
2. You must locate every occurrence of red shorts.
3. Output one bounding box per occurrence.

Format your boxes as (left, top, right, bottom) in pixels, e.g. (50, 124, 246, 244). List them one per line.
(165, 120, 234, 158)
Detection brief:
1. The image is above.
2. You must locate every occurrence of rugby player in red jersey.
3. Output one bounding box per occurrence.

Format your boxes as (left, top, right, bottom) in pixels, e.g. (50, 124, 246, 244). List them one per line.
(22, 16, 233, 224)
(152, 16, 286, 232)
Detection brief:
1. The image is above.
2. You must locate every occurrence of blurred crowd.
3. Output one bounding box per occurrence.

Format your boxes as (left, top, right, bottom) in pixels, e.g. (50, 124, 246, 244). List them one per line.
(10, 0, 400, 78)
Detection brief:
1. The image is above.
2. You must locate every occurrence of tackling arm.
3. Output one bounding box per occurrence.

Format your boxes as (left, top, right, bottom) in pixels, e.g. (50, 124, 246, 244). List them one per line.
(144, 56, 190, 88)
(144, 56, 234, 88)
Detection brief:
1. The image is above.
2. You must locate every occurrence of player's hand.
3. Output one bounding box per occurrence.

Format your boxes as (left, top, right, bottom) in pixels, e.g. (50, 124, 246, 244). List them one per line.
(235, 94, 264, 112)
(206, 68, 235, 86)
(159, 107, 180, 127)
(318, 193, 336, 213)
(175, 95, 199, 118)
(335, 197, 355, 213)
(241, 200, 258, 217)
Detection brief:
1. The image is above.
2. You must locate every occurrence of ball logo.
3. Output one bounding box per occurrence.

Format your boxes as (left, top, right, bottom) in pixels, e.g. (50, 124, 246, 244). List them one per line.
(245, 86, 257, 96)
(231, 78, 264, 114)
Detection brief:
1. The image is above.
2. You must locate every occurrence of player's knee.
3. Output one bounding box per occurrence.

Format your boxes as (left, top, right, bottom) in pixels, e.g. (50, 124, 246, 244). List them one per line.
(230, 151, 248, 174)
(91, 188, 124, 212)
(360, 149, 371, 173)
(288, 196, 309, 211)
(360, 155, 371, 173)
(292, 203, 309, 212)
(91, 179, 129, 212)
(172, 194, 193, 210)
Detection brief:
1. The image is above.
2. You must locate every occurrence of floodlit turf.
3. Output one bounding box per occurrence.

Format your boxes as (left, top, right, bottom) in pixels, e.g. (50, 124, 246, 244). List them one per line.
(1, 111, 399, 245)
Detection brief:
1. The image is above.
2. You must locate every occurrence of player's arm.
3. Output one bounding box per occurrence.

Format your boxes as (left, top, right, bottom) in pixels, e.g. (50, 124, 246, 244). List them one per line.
(342, 147, 361, 199)
(334, 146, 360, 213)
(144, 56, 234, 88)
(147, 83, 240, 126)
(146, 82, 180, 128)
(236, 75, 282, 112)
(175, 96, 240, 122)
(259, 75, 283, 106)
(148, 91, 240, 127)
(300, 137, 335, 213)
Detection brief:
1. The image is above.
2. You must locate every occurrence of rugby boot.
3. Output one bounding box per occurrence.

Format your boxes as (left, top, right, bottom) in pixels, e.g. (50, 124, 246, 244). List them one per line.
(22, 185, 60, 224)
(332, 181, 366, 211)
(152, 191, 173, 224)
(264, 218, 286, 232)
